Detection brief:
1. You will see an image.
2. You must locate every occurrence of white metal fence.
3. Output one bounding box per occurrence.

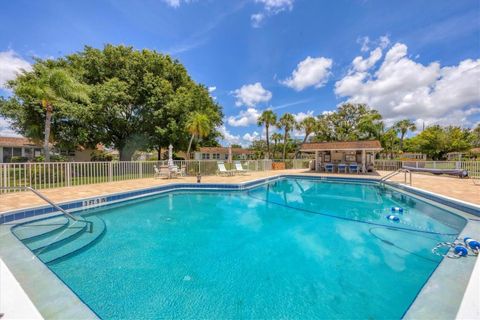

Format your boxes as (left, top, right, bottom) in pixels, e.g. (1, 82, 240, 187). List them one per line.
(374, 160, 480, 178)
(0, 160, 312, 192)
(2, 159, 476, 193)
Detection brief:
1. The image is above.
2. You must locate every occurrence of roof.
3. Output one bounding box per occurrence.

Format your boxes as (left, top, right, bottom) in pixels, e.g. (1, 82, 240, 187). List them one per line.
(198, 147, 254, 154)
(0, 136, 41, 148)
(300, 140, 383, 151)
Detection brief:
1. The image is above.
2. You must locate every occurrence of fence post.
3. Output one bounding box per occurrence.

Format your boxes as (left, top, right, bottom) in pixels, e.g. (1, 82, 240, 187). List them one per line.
(66, 162, 72, 187)
(139, 162, 143, 179)
(415, 161, 418, 168)
(109, 162, 113, 182)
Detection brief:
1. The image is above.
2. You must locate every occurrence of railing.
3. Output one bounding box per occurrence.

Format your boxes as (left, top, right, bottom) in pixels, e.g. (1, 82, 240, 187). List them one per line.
(379, 169, 411, 185)
(375, 160, 480, 178)
(0, 186, 93, 232)
(0, 160, 275, 192)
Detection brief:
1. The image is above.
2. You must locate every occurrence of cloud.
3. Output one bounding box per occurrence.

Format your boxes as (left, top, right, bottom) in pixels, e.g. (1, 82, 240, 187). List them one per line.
(218, 125, 242, 145)
(281, 56, 333, 91)
(243, 131, 260, 142)
(357, 36, 370, 52)
(335, 42, 480, 126)
(233, 82, 272, 107)
(0, 50, 31, 88)
(208, 86, 216, 93)
(227, 107, 261, 127)
(162, 0, 191, 8)
(292, 110, 314, 123)
(251, 0, 294, 27)
(0, 117, 20, 137)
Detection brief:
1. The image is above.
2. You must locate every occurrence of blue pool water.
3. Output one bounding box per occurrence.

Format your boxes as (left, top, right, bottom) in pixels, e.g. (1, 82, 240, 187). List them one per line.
(40, 178, 466, 319)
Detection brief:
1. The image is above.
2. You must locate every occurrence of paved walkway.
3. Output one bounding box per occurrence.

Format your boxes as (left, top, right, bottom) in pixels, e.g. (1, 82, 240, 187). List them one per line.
(0, 169, 478, 213)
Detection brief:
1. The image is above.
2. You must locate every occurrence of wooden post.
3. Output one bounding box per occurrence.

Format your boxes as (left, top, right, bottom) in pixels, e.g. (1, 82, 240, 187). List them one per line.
(361, 150, 366, 173)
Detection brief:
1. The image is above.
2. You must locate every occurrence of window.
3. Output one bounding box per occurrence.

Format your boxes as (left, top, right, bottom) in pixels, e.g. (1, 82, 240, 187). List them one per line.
(12, 148, 22, 157)
(202, 153, 210, 160)
(212, 153, 220, 159)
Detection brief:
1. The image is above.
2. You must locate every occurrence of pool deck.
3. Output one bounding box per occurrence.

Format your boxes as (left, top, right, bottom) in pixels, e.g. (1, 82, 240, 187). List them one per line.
(0, 169, 479, 214)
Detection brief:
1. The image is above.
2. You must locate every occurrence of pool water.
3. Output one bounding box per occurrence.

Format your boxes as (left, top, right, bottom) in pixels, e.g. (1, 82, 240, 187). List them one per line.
(45, 178, 465, 319)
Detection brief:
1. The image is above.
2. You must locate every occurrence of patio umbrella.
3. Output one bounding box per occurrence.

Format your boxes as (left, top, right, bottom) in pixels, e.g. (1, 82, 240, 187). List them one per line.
(228, 145, 232, 163)
(168, 144, 174, 167)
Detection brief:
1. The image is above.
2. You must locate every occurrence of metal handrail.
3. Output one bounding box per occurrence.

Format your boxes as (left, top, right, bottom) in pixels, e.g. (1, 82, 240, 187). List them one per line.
(0, 186, 92, 232)
(379, 168, 411, 185)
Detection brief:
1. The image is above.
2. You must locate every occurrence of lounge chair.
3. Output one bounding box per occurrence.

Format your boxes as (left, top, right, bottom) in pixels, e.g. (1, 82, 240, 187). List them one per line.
(234, 161, 249, 175)
(349, 163, 359, 174)
(217, 161, 236, 176)
(338, 163, 347, 173)
(324, 163, 334, 173)
(169, 165, 186, 177)
(154, 165, 170, 179)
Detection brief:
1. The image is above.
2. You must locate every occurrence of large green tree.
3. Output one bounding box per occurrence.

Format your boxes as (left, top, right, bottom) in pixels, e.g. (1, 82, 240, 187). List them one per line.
(1, 65, 90, 161)
(277, 113, 297, 160)
(295, 116, 317, 157)
(257, 110, 277, 159)
(66, 45, 222, 160)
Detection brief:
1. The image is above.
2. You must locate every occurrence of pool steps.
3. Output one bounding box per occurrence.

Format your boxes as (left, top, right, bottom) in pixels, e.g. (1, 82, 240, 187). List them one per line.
(12, 216, 106, 265)
(14, 216, 70, 241)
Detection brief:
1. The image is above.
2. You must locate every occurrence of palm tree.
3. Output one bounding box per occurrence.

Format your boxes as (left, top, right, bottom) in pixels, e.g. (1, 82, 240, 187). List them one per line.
(271, 133, 282, 159)
(257, 110, 277, 159)
(14, 66, 89, 162)
(393, 119, 417, 150)
(277, 113, 296, 160)
(186, 112, 211, 159)
(295, 116, 317, 158)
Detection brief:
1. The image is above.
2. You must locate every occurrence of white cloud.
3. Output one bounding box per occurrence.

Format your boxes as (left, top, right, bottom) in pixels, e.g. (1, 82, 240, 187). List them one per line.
(352, 47, 382, 72)
(0, 50, 31, 88)
(233, 82, 272, 107)
(243, 131, 260, 142)
(227, 107, 261, 127)
(357, 36, 370, 52)
(256, 0, 294, 12)
(162, 0, 191, 8)
(335, 42, 480, 126)
(281, 56, 333, 91)
(218, 125, 242, 145)
(251, 13, 265, 28)
(208, 86, 216, 93)
(0, 117, 21, 137)
(251, 0, 294, 27)
(292, 110, 314, 123)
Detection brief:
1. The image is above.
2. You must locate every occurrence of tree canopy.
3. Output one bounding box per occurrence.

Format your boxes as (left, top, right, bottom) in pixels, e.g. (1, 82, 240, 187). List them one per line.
(1, 44, 223, 160)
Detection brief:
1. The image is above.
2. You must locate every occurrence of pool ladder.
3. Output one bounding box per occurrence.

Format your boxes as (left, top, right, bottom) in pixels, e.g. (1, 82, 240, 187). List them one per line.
(0, 186, 93, 232)
(379, 168, 412, 186)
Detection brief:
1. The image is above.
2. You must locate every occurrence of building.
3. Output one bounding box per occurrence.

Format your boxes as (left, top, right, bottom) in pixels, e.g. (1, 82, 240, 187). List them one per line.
(446, 148, 480, 161)
(300, 140, 383, 173)
(0, 136, 106, 163)
(378, 152, 427, 160)
(0, 137, 43, 163)
(193, 147, 255, 160)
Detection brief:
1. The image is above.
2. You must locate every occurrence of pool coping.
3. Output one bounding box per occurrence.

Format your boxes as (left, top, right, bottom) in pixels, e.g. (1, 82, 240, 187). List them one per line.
(0, 174, 479, 319)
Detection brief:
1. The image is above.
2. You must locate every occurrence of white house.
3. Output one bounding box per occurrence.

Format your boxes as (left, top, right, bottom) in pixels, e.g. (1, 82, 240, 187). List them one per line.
(0, 137, 42, 163)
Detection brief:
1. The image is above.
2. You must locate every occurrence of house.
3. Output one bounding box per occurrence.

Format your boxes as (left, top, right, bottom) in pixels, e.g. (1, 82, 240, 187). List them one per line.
(378, 152, 427, 160)
(300, 140, 383, 173)
(193, 147, 255, 160)
(0, 137, 43, 163)
(0, 136, 106, 163)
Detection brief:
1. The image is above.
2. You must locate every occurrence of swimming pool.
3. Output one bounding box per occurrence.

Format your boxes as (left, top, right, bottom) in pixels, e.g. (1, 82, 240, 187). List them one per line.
(10, 177, 469, 319)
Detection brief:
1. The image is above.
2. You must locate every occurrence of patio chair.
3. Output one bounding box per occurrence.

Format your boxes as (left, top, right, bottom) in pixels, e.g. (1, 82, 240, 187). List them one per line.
(234, 161, 249, 175)
(338, 163, 347, 173)
(154, 165, 170, 179)
(349, 163, 359, 174)
(169, 165, 186, 177)
(324, 163, 334, 173)
(217, 161, 236, 176)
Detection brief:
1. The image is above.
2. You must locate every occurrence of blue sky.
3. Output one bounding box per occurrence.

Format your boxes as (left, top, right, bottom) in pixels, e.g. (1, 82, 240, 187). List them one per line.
(0, 0, 479, 146)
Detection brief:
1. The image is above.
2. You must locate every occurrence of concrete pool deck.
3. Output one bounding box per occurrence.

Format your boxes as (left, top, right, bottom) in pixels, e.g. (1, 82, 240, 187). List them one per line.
(0, 169, 478, 214)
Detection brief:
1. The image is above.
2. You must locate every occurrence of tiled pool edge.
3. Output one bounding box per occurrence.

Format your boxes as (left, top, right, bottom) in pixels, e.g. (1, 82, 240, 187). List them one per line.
(2, 174, 478, 224)
(1, 174, 479, 320)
